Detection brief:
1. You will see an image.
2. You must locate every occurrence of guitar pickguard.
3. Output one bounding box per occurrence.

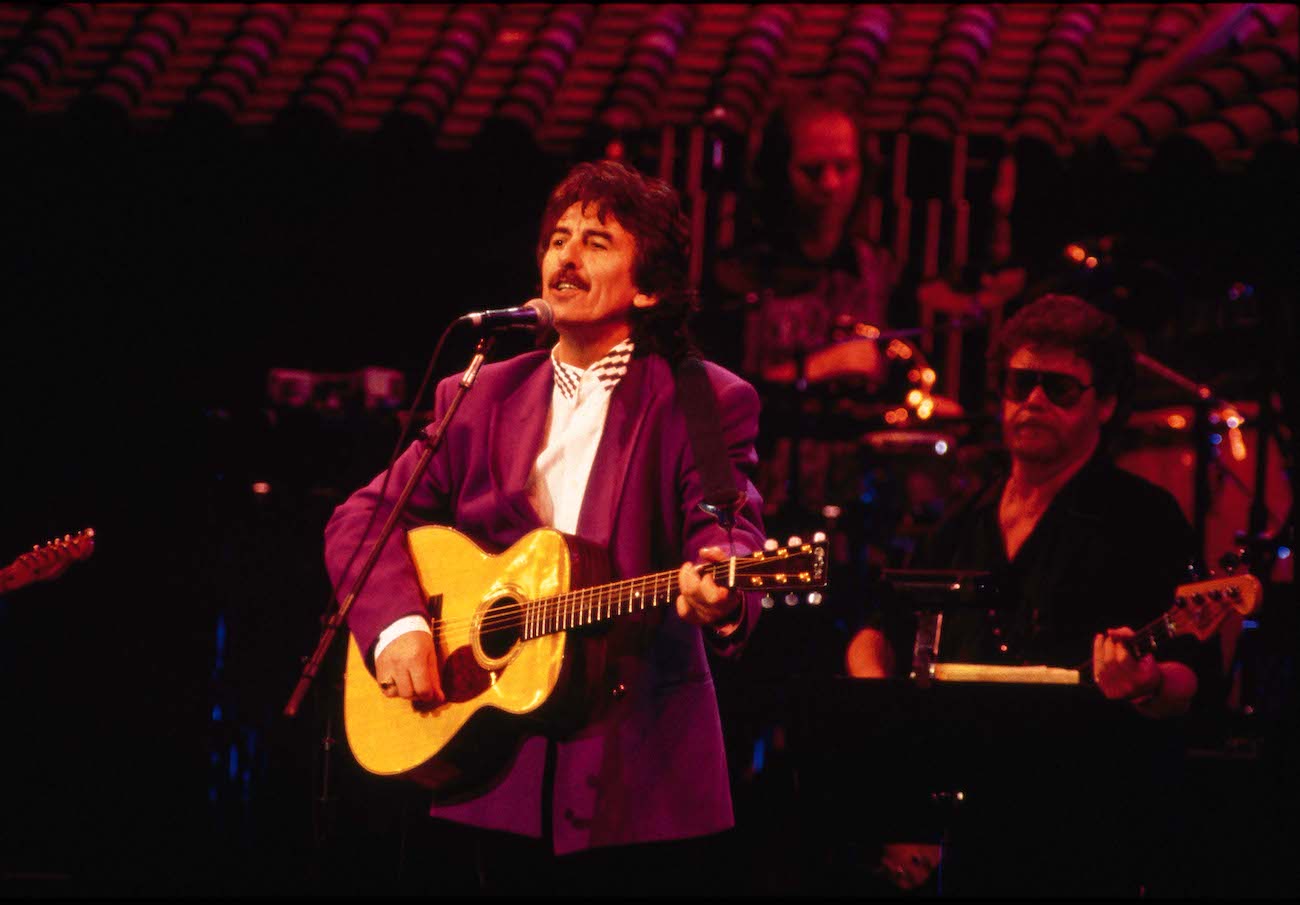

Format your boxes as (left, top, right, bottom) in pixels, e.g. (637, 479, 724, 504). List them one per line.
(440, 645, 496, 704)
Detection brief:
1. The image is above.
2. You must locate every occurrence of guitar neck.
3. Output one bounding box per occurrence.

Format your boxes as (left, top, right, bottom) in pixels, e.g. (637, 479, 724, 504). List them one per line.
(520, 564, 720, 640)
(503, 538, 826, 641)
(1126, 614, 1171, 659)
(1070, 574, 1261, 677)
(1072, 612, 1172, 677)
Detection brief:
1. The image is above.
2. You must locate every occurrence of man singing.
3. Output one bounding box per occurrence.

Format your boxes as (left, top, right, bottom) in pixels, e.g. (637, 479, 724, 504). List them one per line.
(324, 160, 766, 894)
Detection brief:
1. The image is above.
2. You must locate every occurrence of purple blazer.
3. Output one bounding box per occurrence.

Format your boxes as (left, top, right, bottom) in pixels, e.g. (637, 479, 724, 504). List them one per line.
(324, 350, 766, 854)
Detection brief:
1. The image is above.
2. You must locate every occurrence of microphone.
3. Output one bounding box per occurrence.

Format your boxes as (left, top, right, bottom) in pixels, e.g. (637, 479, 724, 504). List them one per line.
(458, 298, 554, 332)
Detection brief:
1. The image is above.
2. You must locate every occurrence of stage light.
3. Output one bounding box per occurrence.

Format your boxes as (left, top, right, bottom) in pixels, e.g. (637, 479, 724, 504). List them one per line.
(1085, 256, 1098, 268)
(934, 440, 949, 455)
(1066, 244, 1087, 262)
(1228, 426, 1247, 462)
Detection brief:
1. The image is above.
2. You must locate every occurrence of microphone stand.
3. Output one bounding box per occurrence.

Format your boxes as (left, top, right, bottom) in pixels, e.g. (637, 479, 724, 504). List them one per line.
(282, 331, 496, 888)
(284, 332, 496, 719)
(1132, 350, 1246, 569)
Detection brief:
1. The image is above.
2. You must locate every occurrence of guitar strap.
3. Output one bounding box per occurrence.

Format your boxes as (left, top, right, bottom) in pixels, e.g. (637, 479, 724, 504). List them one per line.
(672, 356, 748, 529)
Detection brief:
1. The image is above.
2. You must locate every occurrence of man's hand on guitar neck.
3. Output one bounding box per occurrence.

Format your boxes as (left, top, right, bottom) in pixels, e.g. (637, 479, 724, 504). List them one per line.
(1093, 627, 1196, 718)
(375, 630, 445, 704)
(677, 546, 745, 637)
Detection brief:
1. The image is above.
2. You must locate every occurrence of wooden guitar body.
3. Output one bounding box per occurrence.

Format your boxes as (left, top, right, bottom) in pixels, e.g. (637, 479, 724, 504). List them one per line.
(343, 526, 608, 794)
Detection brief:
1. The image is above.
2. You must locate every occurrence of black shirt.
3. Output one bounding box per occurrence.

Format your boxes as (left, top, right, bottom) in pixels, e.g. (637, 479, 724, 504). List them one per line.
(901, 455, 1219, 895)
(916, 454, 1201, 671)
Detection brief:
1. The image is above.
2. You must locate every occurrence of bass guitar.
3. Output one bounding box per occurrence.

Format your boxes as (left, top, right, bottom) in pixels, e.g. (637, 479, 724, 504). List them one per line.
(929, 572, 1264, 685)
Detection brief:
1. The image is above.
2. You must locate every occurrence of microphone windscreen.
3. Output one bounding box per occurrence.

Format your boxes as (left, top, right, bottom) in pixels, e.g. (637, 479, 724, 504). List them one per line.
(526, 298, 554, 331)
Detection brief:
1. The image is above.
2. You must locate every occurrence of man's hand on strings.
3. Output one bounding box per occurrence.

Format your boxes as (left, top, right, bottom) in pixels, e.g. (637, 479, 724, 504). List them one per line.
(375, 629, 445, 704)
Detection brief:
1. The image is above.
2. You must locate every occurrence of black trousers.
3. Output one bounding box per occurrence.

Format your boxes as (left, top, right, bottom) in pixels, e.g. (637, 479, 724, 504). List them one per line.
(398, 819, 739, 897)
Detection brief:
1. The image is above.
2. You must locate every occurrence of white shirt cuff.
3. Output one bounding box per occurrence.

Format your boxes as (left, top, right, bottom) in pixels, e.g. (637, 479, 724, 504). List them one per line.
(374, 615, 433, 661)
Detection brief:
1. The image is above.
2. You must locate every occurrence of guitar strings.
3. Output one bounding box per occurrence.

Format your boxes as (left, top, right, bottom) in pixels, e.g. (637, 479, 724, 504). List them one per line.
(436, 558, 770, 635)
(430, 555, 811, 636)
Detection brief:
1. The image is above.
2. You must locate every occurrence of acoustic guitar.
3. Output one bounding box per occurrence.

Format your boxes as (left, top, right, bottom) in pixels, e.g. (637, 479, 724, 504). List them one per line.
(0, 528, 95, 594)
(343, 525, 828, 790)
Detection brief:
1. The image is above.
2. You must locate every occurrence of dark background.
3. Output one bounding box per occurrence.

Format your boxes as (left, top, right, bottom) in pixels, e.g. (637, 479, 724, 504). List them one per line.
(1, 101, 1296, 895)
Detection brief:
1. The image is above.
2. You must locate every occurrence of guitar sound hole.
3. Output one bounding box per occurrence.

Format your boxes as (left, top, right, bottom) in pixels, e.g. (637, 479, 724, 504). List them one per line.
(480, 596, 524, 660)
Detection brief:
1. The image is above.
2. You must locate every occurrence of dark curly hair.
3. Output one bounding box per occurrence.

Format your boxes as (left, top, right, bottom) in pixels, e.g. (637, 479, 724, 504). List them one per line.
(988, 294, 1137, 441)
(535, 159, 697, 363)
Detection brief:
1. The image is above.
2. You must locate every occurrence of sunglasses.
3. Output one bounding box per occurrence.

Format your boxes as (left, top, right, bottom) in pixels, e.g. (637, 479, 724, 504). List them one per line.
(1003, 368, 1094, 408)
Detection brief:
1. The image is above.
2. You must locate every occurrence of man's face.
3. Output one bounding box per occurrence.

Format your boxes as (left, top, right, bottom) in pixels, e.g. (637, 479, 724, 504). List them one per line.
(787, 111, 861, 226)
(1001, 345, 1116, 465)
(541, 202, 657, 332)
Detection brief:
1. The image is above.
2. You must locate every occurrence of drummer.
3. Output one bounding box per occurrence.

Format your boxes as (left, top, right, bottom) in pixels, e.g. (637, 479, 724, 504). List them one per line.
(713, 89, 905, 524)
(716, 88, 896, 392)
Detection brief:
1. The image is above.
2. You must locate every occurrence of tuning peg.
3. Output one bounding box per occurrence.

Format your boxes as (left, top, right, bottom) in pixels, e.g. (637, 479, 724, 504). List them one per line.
(763, 538, 779, 552)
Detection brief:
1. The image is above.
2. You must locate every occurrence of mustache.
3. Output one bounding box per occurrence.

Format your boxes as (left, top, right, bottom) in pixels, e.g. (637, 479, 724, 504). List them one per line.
(550, 268, 589, 290)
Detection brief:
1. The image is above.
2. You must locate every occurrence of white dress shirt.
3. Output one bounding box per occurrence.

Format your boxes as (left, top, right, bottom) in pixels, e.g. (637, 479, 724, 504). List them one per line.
(373, 340, 635, 659)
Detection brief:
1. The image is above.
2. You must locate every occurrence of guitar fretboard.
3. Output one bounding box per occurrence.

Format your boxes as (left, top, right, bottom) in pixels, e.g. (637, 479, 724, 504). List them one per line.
(521, 564, 722, 640)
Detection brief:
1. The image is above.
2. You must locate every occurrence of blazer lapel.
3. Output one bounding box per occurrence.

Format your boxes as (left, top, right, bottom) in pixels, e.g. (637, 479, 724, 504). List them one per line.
(575, 356, 662, 549)
(488, 358, 553, 531)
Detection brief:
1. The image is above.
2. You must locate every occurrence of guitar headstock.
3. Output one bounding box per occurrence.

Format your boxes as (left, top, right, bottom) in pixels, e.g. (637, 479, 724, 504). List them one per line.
(0, 528, 96, 594)
(1166, 573, 1262, 642)
(730, 534, 829, 606)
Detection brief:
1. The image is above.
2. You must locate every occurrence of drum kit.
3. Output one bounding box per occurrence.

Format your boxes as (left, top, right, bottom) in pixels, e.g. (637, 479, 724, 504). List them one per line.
(753, 324, 997, 589)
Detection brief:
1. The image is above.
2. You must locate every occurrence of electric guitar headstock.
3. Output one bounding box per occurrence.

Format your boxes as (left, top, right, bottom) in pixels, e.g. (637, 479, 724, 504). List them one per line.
(0, 528, 96, 594)
(1163, 572, 1262, 642)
